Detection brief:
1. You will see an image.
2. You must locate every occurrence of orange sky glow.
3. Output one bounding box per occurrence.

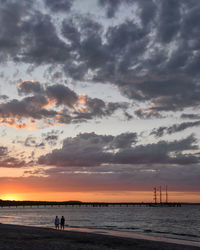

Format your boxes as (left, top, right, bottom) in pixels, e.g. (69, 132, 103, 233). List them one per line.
(1, 190, 199, 203)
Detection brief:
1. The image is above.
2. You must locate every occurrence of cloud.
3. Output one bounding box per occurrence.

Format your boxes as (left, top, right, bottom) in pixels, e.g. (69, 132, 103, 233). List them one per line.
(44, 0, 73, 13)
(23, 130, 61, 149)
(157, 0, 181, 43)
(0, 146, 7, 156)
(24, 136, 45, 148)
(0, 0, 33, 61)
(0, 95, 8, 100)
(38, 133, 198, 167)
(0, 82, 129, 129)
(20, 12, 69, 65)
(18, 81, 44, 95)
(181, 113, 200, 120)
(1, 160, 200, 193)
(98, 0, 123, 18)
(98, 0, 157, 24)
(0, 145, 26, 168)
(38, 132, 138, 167)
(42, 129, 62, 146)
(38, 132, 114, 167)
(73, 97, 128, 123)
(0, 2, 68, 65)
(112, 75, 200, 113)
(46, 84, 78, 107)
(0, 95, 54, 120)
(134, 108, 162, 119)
(88, 1, 200, 114)
(1, 0, 200, 118)
(114, 135, 198, 165)
(151, 121, 200, 137)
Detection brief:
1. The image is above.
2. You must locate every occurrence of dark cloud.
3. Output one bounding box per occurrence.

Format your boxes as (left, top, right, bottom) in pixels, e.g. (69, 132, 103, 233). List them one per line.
(98, 0, 123, 18)
(1, 0, 200, 118)
(150, 126, 166, 138)
(0, 95, 8, 100)
(157, 0, 181, 43)
(39, 132, 113, 167)
(93, 1, 200, 114)
(20, 12, 69, 65)
(18, 81, 44, 95)
(137, 0, 157, 26)
(0, 157, 26, 168)
(0, 145, 26, 168)
(181, 113, 200, 120)
(0, 95, 54, 120)
(0, 0, 33, 61)
(46, 84, 78, 107)
(73, 97, 128, 122)
(98, 0, 156, 26)
(45, 135, 58, 141)
(114, 135, 198, 165)
(0, 83, 128, 128)
(44, 0, 73, 13)
(115, 75, 200, 112)
(134, 109, 162, 119)
(61, 19, 80, 47)
(0, 146, 7, 156)
(62, 17, 109, 80)
(24, 136, 37, 147)
(111, 132, 137, 148)
(39, 133, 198, 167)
(24, 136, 45, 148)
(151, 121, 200, 137)
(0, 1, 27, 61)
(42, 130, 61, 146)
(124, 111, 133, 121)
(0, 2, 69, 64)
(38, 132, 138, 167)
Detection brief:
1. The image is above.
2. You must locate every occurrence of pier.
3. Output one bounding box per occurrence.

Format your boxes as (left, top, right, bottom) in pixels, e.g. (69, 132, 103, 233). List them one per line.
(0, 200, 182, 208)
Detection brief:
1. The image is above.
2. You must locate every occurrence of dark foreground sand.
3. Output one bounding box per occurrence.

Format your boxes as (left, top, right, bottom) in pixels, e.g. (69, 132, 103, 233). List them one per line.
(0, 224, 199, 250)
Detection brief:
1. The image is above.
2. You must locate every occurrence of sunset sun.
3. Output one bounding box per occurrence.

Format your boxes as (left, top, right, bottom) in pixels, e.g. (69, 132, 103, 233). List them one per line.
(1, 194, 21, 201)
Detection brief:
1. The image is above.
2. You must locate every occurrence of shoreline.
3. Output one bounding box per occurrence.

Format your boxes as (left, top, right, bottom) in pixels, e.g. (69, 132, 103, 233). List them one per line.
(66, 226, 200, 248)
(0, 223, 199, 250)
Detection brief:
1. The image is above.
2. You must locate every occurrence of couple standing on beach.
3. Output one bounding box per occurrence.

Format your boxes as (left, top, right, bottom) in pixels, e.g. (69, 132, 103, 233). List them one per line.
(55, 216, 65, 230)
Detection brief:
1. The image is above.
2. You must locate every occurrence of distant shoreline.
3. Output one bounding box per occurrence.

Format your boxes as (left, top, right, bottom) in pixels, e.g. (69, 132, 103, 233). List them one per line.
(0, 223, 199, 250)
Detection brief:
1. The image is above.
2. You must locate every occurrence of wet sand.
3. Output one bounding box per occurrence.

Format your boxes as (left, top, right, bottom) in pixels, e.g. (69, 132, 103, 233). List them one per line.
(0, 223, 199, 250)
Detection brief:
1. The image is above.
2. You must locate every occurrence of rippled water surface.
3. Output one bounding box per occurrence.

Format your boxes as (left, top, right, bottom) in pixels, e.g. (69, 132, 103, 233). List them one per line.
(0, 205, 199, 242)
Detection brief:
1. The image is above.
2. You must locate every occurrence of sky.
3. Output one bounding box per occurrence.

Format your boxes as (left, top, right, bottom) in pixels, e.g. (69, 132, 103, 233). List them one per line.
(0, 0, 200, 202)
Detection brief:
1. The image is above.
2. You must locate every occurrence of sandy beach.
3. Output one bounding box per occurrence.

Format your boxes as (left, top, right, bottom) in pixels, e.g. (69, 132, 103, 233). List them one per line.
(0, 224, 199, 250)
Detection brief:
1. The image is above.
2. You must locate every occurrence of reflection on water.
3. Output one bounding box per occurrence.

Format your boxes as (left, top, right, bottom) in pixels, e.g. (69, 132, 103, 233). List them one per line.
(0, 205, 199, 242)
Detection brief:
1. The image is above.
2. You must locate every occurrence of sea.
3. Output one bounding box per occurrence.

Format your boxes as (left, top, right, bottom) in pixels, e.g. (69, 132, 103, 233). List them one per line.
(0, 205, 199, 243)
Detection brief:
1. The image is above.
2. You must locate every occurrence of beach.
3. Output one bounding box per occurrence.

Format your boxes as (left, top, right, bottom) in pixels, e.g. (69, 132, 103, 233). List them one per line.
(0, 224, 199, 250)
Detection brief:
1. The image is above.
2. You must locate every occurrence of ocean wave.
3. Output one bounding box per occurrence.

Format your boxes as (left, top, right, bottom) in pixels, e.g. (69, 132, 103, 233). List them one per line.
(146, 229, 200, 239)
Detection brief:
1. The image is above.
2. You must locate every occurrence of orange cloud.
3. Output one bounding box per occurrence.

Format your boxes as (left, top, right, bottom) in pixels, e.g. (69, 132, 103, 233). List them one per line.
(43, 99, 57, 109)
(73, 94, 88, 112)
(78, 94, 86, 105)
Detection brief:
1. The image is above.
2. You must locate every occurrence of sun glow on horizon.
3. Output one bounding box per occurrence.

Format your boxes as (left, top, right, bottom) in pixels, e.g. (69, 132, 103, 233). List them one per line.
(1, 194, 21, 201)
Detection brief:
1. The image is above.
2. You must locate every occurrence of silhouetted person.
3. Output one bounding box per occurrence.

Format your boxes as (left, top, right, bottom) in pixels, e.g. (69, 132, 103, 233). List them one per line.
(60, 216, 65, 230)
(55, 216, 59, 229)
